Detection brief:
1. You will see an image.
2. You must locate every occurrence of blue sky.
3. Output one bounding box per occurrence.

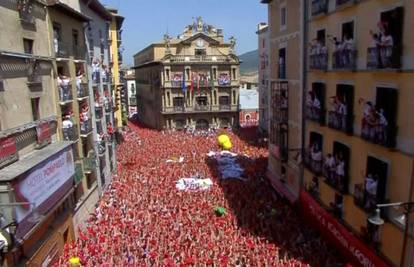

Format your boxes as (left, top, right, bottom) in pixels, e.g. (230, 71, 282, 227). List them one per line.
(101, 0, 267, 66)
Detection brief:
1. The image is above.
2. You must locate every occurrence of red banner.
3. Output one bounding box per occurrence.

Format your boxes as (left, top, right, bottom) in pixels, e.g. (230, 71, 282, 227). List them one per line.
(300, 190, 389, 267)
(0, 136, 18, 168)
(36, 122, 51, 145)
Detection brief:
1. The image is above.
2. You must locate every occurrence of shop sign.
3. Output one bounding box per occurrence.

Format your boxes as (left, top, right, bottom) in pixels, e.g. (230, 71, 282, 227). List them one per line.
(0, 136, 18, 168)
(12, 147, 75, 239)
(300, 190, 389, 267)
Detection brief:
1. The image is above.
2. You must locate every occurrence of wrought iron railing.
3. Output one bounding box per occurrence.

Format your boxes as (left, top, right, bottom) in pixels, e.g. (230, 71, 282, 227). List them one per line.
(327, 110, 351, 133)
(80, 119, 92, 135)
(56, 41, 70, 58)
(366, 46, 396, 69)
(311, 0, 328, 16)
(62, 124, 78, 141)
(58, 84, 73, 102)
(332, 49, 357, 69)
(77, 83, 89, 98)
(310, 52, 328, 70)
(304, 149, 323, 175)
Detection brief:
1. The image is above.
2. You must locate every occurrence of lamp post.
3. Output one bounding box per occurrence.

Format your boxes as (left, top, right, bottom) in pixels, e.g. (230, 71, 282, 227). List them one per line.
(368, 201, 414, 267)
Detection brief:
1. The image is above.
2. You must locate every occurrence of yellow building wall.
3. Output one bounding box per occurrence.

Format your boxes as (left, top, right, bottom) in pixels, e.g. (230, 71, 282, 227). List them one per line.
(109, 18, 122, 128)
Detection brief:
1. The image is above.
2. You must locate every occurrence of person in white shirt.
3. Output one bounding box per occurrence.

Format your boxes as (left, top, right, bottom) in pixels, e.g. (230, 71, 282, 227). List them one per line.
(335, 154, 345, 190)
(76, 70, 83, 96)
(58, 74, 71, 101)
(310, 143, 322, 173)
(337, 98, 347, 130)
(380, 29, 394, 67)
(324, 153, 336, 182)
(62, 115, 73, 129)
(378, 109, 388, 143)
(92, 59, 101, 82)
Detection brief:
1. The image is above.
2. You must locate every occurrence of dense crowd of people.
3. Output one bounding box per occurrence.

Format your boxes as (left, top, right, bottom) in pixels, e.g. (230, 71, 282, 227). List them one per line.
(58, 122, 345, 266)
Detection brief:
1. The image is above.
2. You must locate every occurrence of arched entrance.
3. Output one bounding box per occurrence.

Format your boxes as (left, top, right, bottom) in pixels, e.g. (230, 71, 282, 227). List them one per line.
(174, 119, 185, 130)
(220, 118, 230, 128)
(195, 119, 209, 130)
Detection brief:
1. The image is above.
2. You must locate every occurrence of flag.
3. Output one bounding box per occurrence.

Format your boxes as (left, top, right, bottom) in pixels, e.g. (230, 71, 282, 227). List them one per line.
(209, 71, 214, 90)
(190, 72, 194, 93)
(197, 73, 200, 95)
(181, 71, 186, 93)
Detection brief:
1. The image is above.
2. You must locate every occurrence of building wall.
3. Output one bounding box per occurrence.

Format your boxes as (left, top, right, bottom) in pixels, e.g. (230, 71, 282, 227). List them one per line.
(267, 0, 304, 201)
(305, 0, 414, 265)
(258, 25, 269, 133)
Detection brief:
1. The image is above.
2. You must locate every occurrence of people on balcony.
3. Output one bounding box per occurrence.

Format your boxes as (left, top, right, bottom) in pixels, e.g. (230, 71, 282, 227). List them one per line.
(92, 58, 101, 82)
(62, 114, 73, 129)
(364, 174, 378, 210)
(323, 152, 345, 190)
(80, 104, 90, 133)
(306, 91, 321, 120)
(107, 122, 114, 140)
(310, 143, 322, 173)
(96, 132, 106, 153)
(309, 39, 327, 68)
(360, 98, 388, 144)
(57, 74, 71, 101)
(329, 34, 355, 68)
(328, 96, 348, 130)
(369, 22, 395, 68)
(76, 70, 84, 96)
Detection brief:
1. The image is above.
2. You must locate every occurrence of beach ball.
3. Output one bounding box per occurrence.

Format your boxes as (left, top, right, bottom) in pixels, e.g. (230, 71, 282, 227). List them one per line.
(217, 134, 230, 145)
(68, 257, 81, 267)
(222, 141, 232, 150)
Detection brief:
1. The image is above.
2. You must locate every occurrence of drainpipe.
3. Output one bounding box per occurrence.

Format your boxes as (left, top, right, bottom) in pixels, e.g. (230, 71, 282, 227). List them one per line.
(401, 161, 414, 266)
(300, 0, 309, 195)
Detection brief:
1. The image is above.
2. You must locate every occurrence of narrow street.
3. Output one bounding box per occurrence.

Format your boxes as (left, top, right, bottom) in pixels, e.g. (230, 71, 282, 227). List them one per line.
(59, 123, 343, 266)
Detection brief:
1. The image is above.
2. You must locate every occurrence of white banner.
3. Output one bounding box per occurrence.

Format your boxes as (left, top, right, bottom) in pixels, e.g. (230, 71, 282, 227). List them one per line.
(14, 148, 75, 222)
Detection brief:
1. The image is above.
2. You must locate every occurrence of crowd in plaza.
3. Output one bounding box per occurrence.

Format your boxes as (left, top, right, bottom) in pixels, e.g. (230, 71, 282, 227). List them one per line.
(58, 122, 345, 266)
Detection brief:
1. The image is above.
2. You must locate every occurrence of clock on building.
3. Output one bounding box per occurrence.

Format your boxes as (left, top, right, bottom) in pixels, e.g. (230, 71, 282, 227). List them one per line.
(196, 39, 205, 48)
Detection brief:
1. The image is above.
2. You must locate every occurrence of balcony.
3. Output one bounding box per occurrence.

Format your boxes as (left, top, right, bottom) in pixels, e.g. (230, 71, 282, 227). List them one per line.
(306, 105, 323, 123)
(336, 0, 354, 8)
(361, 119, 394, 148)
(83, 151, 96, 174)
(18, 0, 35, 26)
(62, 124, 79, 141)
(353, 183, 382, 213)
(170, 81, 183, 88)
(58, 84, 73, 103)
(194, 105, 211, 112)
(367, 46, 398, 69)
(95, 106, 103, 120)
(309, 51, 328, 70)
(311, 0, 328, 16)
(129, 97, 137, 106)
(56, 41, 70, 58)
(102, 72, 111, 84)
(73, 45, 86, 60)
(327, 111, 352, 133)
(332, 49, 356, 70)
(304, 149, 322, 175)
(322, 155, 348, 193)
(169, 55, 231, 63)
(278, 63, 286, 79)
(77, 83, 89, 99)
(80, 119, 92, 136)
(219, 104, 231, 111)
(92, 71, 101, 84)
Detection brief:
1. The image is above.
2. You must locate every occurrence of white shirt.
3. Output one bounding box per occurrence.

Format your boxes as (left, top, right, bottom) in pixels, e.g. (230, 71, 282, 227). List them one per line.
(336, 161, 345, 176)
(365, 177, 377, 195)
(62, 119, 73, 129)
(313, 98, 321, 109)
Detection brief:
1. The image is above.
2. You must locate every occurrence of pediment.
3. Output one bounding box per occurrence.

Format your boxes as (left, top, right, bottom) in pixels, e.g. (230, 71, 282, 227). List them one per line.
(180, 33, 220, 46)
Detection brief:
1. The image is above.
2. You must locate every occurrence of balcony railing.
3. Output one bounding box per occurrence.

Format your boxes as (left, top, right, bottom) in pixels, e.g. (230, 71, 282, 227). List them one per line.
(310, 52, 328, 70)
(367, 46, 397, 69)
(77, 83, 89, 98)
(83, 152, 96, 173)
(353, 183, 379, 212)
(305, 149, 323, 175)
(361, 117, 395, 148)
(323, 157, 347, 193)
(129, 97, 137, 106)
(328, 111, 352, 133)
(56, 41, 70, 58)
(62, 124, 79, 141)
(95, 106, 103, 120)
(80, 119, 92, 135)
(306, 105, 323, 123)
(92, 71, 100, 84)
(336, 0, 354, 7)
(169, 55, 231, 63)
(332, 49, 356, 70)
(73, 45, 86, 60)
(312, 0, 328, 16)
(18, 0, 35, 26)
(219, 104, 231, 111)
(194, 105, 210, 111)
(102, 72, 111, 83)
(58, 84, 73, 103)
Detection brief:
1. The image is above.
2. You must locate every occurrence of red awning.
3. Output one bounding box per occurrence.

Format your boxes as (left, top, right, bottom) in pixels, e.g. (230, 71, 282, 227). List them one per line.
(300, 190, 389, 267)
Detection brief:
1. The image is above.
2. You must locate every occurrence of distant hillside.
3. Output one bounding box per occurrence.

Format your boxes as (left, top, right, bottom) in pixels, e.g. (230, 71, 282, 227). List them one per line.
(239, 49, 259, 75)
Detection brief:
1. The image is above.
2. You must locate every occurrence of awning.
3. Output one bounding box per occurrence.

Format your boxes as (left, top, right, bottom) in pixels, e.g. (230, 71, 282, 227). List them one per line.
(0, 141, 73, 182)
(300, 190, 389, 267)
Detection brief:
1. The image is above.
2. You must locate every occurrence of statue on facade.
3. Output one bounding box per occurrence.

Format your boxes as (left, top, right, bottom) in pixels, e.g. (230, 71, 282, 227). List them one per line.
(163, 33, 172, 54)
(229, 36, 236, 53)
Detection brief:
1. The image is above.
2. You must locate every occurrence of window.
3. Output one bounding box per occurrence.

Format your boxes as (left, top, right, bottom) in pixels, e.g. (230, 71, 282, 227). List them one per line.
(232, 68, 236, 80)
(166, 91, 170, 106)
(328, 84, 354, 133)
(280, 5, 287, 31)
(212, 68, 217, 80)
(165, 69, 170, 81)
(31, 97, 40, 121)
(232, 90, 236, 105)
(317, 29, 326, 46)
(324, 141, 350, 193)
(307, 132, 323, 174)
(196, 96, 208, 106)
(219, 96, 230, 105)
(306, 82, 326, 123)
(173, 97, 184, 107)
(195, 49, 206, 56)
(23, 38, 34, 54)
(278, 48, 286, 79)
(72, 29, 79, 47)
(342, 21, 354, 40)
